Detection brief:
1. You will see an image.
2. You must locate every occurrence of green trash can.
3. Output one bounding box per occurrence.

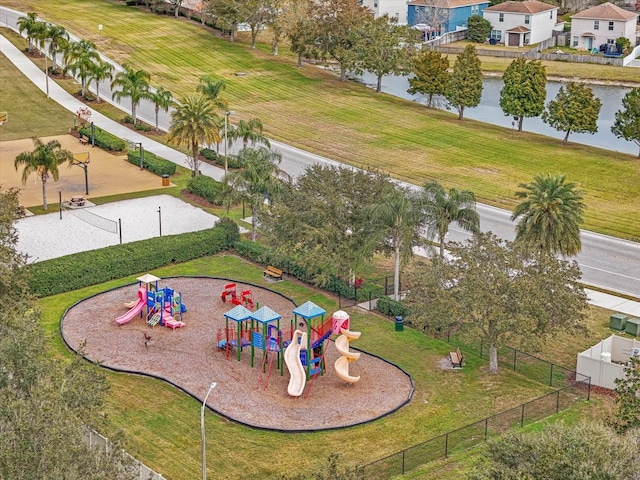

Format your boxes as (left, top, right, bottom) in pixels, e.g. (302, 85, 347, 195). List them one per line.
(395, 316, 404, 332)
(610, 313, 628, 331)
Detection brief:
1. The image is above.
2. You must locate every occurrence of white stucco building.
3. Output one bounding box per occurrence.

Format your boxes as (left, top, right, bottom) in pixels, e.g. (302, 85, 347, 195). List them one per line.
(483, 0, 560, 47)
(570, 2, 638, 51)
(361, 0, 408, 24)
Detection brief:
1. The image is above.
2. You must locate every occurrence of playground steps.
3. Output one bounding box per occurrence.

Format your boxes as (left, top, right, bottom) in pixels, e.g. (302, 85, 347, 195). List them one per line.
(147, 313, 161, 327)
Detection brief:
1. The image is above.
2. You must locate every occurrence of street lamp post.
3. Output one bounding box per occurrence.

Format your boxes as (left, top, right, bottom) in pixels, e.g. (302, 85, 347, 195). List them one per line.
(201, 381, 217, 480)
(158, 206, 162, 237)
(223, 110, 235, 175)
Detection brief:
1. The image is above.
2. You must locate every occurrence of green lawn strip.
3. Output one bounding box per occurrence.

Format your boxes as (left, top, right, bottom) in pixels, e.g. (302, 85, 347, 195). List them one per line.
(0, 49, 71, 140)
(7, 0, 640, 240)
(396, 396, 613, 479)
(37, 253, 562, 479)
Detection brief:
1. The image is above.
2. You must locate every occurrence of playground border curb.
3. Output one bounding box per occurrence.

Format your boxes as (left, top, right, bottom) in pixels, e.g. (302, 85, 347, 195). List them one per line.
(60, 276, 415, 433)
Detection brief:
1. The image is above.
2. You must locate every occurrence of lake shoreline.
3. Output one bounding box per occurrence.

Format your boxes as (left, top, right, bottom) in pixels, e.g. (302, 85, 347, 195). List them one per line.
(483, 70, 640, 88)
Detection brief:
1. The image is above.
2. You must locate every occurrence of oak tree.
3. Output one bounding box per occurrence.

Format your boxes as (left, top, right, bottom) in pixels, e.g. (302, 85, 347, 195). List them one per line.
(408, 50, 450, 108)
(445, 44, 482, 120)
(542, 81, 602, 145)
(611, 87, 640, 158)
(404, 232, 588, 374)
(500, 58, 546, 132)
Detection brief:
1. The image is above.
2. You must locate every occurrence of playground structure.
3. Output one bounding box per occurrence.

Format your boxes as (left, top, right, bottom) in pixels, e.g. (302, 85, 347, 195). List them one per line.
(217, 301, 357, 398)
(220, 283, 255, 310)
(115, 274, 186, 330)
(285, 330, 308, 396)
(334, 328, 362, 384)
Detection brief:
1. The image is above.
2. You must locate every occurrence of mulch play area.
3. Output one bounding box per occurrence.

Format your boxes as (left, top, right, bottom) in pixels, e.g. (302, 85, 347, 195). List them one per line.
(61, 277, 414, 431)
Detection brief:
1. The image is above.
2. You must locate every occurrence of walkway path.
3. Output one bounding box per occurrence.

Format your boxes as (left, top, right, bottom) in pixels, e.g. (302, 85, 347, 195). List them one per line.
(2, 32, 640, 318)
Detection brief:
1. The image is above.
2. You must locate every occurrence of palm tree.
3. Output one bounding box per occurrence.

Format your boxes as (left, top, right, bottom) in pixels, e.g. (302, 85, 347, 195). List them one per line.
(363, 186, 427, 300)
(14, 137, 74, 210)
(230, 118, 271, 150)
(88, 61, 113, 103)
(167, 95, 221, 177)
(423, 181, 481, 258)
(34, 21, 52, 98)
(17, 12, 41, 55)
(149, 86, 173, 133)
(64, 40, 100, 97)
(511, 173, 585, 256)
(46, 24, 69, 73)
(110, 64, 152, 125)
(196, 75, 227, 111)
(223, 147, 284, 242)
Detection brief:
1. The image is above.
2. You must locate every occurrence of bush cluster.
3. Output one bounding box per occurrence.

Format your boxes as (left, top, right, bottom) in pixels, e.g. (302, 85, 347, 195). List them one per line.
(200, 148, 243, 169)
(375, 296, 408, 318)
(187, 175, 224, 205)
(216, 217, 241, 245)
(200, 148, 218, 162)
(27, 227, 232, 297)
(78, 126, 126, 152)
(126, 150, 177, 176)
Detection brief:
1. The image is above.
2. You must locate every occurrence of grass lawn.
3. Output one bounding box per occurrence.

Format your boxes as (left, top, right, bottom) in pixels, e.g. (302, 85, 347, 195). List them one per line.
(0, 49, 72, 140)
(2, 1, 640, 240)
(36, 253, 611, 479)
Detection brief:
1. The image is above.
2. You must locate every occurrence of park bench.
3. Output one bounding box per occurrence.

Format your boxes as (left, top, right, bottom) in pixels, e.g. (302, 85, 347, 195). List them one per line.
(263, 265, 283, 281)
(450, 347, 464, 369)
(79, 135, 90, 145)
(69, 196, 86, 207)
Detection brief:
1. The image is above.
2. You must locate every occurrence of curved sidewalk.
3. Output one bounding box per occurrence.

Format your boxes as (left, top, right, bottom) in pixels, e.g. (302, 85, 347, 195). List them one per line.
(0, 33, 225, 182)
(2, 33, 640, 318)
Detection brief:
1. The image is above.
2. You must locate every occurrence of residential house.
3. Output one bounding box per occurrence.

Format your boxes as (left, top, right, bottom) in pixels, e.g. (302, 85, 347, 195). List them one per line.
(482, 0, 560, 47)
(407, 0, 490, 36)
(362, 0, 410, 24)
(570, 2, 638, 52)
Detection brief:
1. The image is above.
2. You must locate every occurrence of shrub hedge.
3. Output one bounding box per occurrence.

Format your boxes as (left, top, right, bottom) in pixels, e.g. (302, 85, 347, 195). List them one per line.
(126, 150, 176, 176)
(200, 148, 243, 169)
(27, 227, 230, 297)
(375, 296, 408, 318)
(78, 126, 126, 152)
(187, 175, 223, 205)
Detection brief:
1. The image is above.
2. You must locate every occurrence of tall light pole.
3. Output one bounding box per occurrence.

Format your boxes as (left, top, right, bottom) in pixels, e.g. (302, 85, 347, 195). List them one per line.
(201, 381, 217, 480)
(223, 110, 235, 174)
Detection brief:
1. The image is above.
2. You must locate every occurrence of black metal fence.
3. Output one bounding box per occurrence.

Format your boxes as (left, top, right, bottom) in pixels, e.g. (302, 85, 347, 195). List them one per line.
(360, 333, 591, 479)
(337, 275, 401, 310)
(361, 377, 590, 479)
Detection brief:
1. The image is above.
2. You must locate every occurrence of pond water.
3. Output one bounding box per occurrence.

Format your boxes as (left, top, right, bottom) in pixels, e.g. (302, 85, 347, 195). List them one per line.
(356, 72, 636, 156)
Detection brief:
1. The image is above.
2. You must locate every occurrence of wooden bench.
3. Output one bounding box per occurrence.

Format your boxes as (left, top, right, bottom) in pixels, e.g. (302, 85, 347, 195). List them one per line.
(263, 265, 283, 281)
(69, 196, 86, 207)
(450, 347, 464, 369)
(79, 135, 90, 145)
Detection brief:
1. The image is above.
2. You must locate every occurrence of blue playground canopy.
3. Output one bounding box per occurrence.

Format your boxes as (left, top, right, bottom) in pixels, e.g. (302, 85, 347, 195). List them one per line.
(293, 301, 326, 320)
(223, 305, 252, 322)
(251, 306, 282, 324)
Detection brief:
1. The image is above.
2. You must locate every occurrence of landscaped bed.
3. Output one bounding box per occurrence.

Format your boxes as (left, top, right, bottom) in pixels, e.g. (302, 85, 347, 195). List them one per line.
(61, 277, 414, 431)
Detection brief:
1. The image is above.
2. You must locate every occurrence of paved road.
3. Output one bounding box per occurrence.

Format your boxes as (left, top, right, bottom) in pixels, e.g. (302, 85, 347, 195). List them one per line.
(2, 8, 640, 298)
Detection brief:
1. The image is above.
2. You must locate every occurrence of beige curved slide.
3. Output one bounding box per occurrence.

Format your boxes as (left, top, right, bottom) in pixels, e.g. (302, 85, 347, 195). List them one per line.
(285, 329, 307, 397)
(334, 328, 361, 383)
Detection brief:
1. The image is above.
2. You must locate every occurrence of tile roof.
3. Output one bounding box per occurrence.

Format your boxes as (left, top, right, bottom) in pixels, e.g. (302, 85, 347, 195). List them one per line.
(484, 0, 556, 14)
(571, 2, 637, 21)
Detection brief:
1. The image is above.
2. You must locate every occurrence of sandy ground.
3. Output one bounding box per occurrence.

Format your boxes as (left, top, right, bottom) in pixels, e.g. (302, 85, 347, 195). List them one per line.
(1, 134, 171, 208)
(16, 195, 219, 262)
(61, 278, 414, 431)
